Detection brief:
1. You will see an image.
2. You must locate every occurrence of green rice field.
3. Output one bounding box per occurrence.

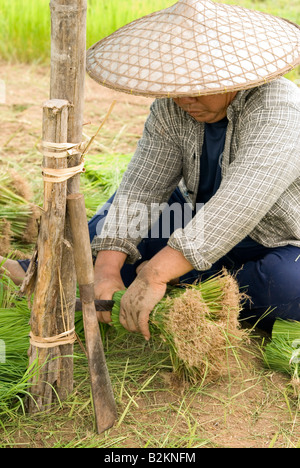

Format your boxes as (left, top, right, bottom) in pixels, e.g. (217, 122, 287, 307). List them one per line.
(0, 0, 299, 67)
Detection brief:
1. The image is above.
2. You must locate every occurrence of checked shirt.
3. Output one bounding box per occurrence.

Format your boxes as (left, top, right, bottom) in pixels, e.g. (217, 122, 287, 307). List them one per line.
(91, 78, 300, 271)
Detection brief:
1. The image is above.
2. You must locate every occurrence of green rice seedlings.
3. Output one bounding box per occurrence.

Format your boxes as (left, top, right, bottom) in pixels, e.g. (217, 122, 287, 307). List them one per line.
(0, 0, 175, 63)
(0, 274, 32, 414)
(83, 153, 132, 194)
(111, 270, 248, 384)
(111, 290, 131, 337)
(263, 319, 300, 395)
(81, 153, 132, 219)
(0, 274, 98, 415)
(0, 275, 31, 384)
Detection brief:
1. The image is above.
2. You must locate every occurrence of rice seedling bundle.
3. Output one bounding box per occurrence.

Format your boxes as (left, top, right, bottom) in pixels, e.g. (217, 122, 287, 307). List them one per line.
(112, 270, 248, 384)
(0, 272, 89, 415)
(263, 319, 300, 395)
(0, 301, 30, 382)
(0, 169, 38, 254)
(0, 275, 32, 414)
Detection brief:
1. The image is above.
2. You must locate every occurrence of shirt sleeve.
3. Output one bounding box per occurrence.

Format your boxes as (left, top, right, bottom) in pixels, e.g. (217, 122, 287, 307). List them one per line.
(168, 93, 300, 271)
(91, 99, 183, 263)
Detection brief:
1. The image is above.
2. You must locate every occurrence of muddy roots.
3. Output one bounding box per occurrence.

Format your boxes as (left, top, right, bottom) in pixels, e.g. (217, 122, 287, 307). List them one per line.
(152, 270, 249, 384)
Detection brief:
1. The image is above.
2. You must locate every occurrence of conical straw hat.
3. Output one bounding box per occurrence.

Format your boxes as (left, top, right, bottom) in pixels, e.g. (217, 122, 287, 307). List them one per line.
(86, 0, 300, 98)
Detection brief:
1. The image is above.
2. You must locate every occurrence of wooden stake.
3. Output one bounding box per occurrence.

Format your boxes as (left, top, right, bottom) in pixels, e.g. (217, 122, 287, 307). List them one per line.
(27, 99, 71, 412)
(67, 193, 118, 433)
(50, 0, 86, 185)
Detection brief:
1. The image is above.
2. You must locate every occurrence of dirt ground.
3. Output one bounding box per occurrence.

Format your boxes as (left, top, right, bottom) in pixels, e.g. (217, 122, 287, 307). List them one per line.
(0, 61, 152, 161)
(0, 62, 299, 448)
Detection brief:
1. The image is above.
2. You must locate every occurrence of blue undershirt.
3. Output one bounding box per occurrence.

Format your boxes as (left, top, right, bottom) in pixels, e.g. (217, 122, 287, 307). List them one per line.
(196, 117, 260, 249)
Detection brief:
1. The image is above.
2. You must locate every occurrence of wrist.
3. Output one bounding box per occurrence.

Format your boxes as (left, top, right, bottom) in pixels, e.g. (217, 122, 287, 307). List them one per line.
(95, 250, 127, 274)
(139, 246, 193, 285)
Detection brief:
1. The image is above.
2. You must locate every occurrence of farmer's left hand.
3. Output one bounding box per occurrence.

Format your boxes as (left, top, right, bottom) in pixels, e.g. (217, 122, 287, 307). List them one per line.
(119, 265, 167, 341)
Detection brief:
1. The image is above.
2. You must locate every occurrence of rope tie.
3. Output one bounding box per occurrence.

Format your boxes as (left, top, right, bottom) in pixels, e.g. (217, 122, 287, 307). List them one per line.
(41, 141, 87, 158)
(41, 141, 87, 183)
(40, 100, 116, 183)
(42, 161, 85, 183)
(29, 327, 76, 349)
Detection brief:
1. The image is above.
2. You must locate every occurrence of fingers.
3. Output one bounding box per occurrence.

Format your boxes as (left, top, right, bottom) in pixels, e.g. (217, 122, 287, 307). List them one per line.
(94, 276, 125, 324)
(138, 316, 151, 341)
(0, 256, 26, 285)
(96, 310, 112, 324)
(119, 306, 137, 334)
(119, 296, 136, 333)
(119, 296, 151, 341)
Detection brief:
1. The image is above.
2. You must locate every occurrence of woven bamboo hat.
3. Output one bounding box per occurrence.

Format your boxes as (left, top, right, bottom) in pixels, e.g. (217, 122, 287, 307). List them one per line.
(86, 0, 300, 98)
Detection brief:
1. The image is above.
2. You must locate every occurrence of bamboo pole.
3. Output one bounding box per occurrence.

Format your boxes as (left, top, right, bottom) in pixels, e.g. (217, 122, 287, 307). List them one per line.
(27, 99, 70, 412)
(67, 193, 117, 433)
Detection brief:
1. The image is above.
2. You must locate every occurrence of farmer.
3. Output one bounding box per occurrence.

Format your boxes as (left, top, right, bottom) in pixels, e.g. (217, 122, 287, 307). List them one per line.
(3, 0, 300, 337)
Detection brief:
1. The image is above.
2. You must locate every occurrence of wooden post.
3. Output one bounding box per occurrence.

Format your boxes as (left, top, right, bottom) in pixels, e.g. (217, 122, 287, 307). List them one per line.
(50, 0, 86, 184)
(67, 193, 117, 433)
(48, 0, 88, 397)
(27, 99, 71, 411)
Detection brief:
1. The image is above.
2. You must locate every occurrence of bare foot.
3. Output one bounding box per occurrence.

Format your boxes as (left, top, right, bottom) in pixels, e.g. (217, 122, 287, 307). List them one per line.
(0, 256, 26, 285)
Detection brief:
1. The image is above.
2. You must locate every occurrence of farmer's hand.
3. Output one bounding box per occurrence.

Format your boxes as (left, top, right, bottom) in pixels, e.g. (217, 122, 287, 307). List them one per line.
(94, 250, 127, 324)
(119, 264, 167, 341)
(119, 246, 193, 340)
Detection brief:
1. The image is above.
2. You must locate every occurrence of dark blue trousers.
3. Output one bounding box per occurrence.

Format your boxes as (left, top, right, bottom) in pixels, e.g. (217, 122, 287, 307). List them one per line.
(19, 188, 300, 332)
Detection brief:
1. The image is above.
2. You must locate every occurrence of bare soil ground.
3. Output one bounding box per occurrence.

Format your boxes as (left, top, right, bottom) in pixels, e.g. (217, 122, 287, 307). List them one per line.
(0, 61, 151, 156)
(0, 62, 299, 448)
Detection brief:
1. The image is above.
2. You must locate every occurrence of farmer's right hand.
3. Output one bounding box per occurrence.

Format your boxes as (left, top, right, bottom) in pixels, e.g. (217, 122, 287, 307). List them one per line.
(94, 251, 127, 324)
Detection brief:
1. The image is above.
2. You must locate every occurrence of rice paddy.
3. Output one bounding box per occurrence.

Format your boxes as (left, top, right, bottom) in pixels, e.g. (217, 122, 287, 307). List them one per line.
(0, 0, 299, 84)
(0, 0, 300, 450)
(0, 0, 175, 63)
